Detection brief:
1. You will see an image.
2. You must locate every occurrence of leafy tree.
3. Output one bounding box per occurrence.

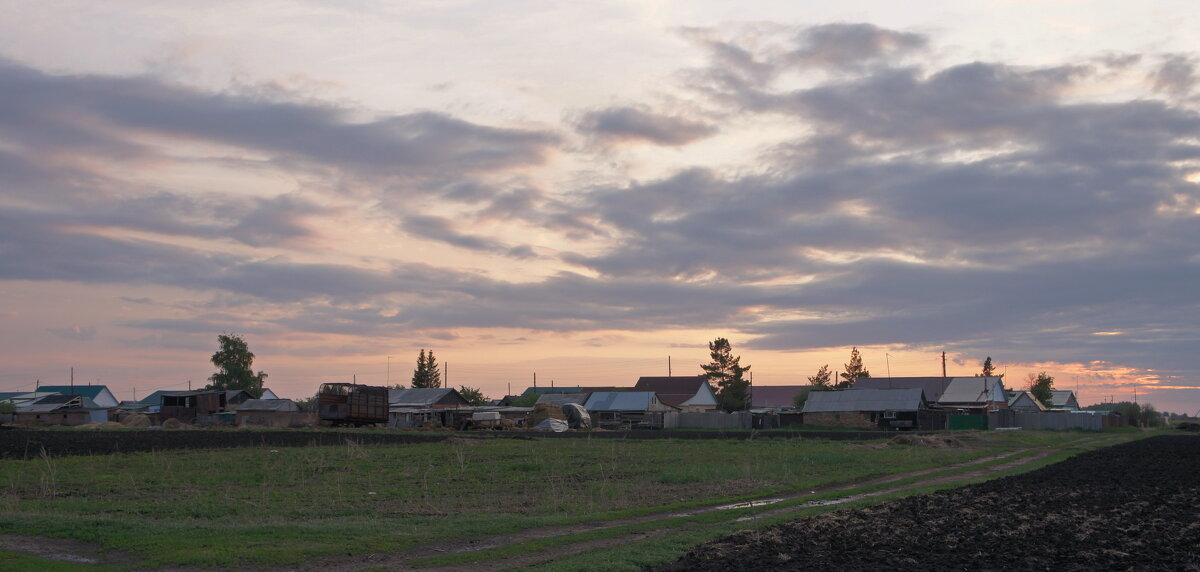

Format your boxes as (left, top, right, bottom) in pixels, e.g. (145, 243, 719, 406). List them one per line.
(387, 383, 407, 390)
(1027, 371, 1054, 405)
(808, 364, 833, 389)
(205, 333, 267, 396)
(458, 385, 488, 405)
(978, 356, 996, 377)
(792, 387, 814, 409)
(701, 337, 751, 412)
(294, 392, 318, 413)
(411, 349, 442, 388)
(1138, 403, 1165, 428)
(0, 400, 15, 414)
(838, 347, 870, 389)
(508, 392, 538, 407)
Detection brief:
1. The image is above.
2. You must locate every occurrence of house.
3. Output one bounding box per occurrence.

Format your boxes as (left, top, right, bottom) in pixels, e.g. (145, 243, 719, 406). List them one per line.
(1007, 390, 1048, 412)
(584, 391, 677, 430)
(259, 388, 280, 400)
(800, 388, 938, 430)
(1047, 390, 1080, 411)
(632, 376, 719, 412)
(749, 385, 811, 410)
(223, 390, 257, 409)
(14, 394, 108, 426)
(854, 377, 955, 402)
(936, 377, 1009, 411)
(34, 385, 119, 408)
(388, 388, 470, 409)
(235, 399, 313, 428)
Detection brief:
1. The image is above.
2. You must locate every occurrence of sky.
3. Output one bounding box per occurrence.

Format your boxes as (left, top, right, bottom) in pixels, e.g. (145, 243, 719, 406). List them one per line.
(1, 1, 1198, 413)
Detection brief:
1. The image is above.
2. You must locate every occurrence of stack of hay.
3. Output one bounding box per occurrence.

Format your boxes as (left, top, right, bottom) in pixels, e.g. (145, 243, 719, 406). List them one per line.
(525, 403, 567, 428)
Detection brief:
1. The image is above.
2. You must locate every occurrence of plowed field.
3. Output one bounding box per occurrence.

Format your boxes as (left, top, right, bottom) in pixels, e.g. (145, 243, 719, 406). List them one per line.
(657, 435, 1200, 571)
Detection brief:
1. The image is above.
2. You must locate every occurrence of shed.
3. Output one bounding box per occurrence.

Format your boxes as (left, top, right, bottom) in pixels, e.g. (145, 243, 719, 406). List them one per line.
(584, 391, 677, 430)
(1007, 390, 1047, 412)
(937, 377, 1008, 410)
(535, 392, 591, 407)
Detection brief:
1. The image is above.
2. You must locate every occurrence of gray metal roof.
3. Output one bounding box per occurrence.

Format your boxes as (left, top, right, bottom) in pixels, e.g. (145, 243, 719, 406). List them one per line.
(235, 399, 299, 412)
(801, 388, 926, 413)
(937, 377, 1006, 404)
(584, 391, 658, 411)
(855, 377, 954, 402)
(388, 387, 465, 406)
(535, 393, 591, 406)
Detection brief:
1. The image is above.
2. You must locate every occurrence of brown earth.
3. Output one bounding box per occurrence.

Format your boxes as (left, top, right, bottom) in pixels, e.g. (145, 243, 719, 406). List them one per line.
(656, 435, 1200, 571)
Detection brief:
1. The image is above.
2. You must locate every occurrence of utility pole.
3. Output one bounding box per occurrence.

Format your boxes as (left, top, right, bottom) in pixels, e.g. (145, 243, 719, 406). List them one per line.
(387, 355, 391, 386)
(70, 367, 74, 396)
(533, 372, 537, 388)
(941, 352, 947, 378)
(668, 356, 672, 377)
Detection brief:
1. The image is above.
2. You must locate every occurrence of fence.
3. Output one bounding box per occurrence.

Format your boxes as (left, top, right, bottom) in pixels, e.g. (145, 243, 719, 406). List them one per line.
(988, 410, 1119, 431)
(663, 411, 751, 430)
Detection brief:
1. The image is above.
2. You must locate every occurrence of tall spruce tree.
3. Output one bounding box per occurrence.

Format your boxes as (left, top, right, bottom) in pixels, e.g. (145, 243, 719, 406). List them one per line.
(411, 349, 442, 388)
(1028, 371, 1054, 405)
(838, 347, 870, 388)
(808, 364, 833, 389)
(978, 356, 996, 377)
(701, 337, 751, 412)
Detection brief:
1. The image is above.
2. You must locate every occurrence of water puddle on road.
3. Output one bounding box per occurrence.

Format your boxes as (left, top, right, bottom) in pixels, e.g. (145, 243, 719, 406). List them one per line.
(716, 498, 784, 511)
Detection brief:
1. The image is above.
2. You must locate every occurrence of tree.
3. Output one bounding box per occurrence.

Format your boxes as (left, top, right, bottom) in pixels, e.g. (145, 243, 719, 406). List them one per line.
(411, 349, 442, 388)
(838, 347, 870, 389)
(701, 337, 751, 412)
(978, 356, 996, 377)
(808, 364, 833, 390)
(459, 385, 488, 406)
(1027, 371, 1054, 405)
(792, 387, 814, 409)
(205, 333, 267, 396)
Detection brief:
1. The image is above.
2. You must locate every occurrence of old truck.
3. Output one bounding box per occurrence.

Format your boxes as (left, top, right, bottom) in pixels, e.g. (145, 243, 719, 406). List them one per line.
(317, 382, 389, 427)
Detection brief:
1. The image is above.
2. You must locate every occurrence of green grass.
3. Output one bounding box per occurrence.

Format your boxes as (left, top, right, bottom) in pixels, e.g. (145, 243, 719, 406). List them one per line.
(0, 428, 1157, 569)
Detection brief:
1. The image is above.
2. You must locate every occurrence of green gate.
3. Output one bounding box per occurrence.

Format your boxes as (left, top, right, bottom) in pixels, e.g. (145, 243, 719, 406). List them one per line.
(948, 414, 987, 430)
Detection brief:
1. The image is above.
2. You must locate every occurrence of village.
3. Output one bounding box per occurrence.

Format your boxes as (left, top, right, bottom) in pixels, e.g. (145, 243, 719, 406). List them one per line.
(0, 373, 1114, 433)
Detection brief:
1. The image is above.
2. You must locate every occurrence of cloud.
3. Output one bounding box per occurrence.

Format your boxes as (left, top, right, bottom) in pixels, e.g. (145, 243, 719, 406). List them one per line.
(575, 105, 717, 146)
(784, 23, 927, 70)
(1151, 55, 1198, 97)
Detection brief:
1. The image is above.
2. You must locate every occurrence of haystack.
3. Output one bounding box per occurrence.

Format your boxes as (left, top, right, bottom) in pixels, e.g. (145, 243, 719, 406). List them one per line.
(525, 402, 567, 428)
(161, 418, 185, 429)
(122, 414, 151, 428)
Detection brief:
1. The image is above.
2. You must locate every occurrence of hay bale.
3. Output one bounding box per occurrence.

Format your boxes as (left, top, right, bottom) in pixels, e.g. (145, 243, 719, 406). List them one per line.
(526, 403, 567, 427)
(100, 421, 125, 429)
(122, 414, 151, 427)
(161, 418, 184, 429)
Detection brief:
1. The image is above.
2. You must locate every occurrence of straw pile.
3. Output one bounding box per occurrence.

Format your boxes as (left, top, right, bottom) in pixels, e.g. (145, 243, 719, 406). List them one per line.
(122, 414, 151, 427)
(161, 418, 185, 429)
(525, 403, 567, 428)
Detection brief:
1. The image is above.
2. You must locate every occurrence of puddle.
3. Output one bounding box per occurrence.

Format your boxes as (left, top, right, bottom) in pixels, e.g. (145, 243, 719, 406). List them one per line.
(715, 498, 784, 511)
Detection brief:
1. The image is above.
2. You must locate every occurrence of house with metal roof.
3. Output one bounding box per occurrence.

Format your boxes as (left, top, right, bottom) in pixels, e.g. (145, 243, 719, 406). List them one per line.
(854, 377, 955, 402)
(34, 385, 119, 408)
(632, 376, 718, 412)
(937, 377, 1008, 411)
(235, 398, 313, 428)
(1007, 390, 1048, 412)
(1047, 390, 1080, 411)
(801, 388, 941, 430)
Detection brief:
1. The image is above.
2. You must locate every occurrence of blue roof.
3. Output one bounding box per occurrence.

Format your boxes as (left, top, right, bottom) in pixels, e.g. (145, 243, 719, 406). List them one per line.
(584, 391, 658, 411)
(36, 385, 112, 400)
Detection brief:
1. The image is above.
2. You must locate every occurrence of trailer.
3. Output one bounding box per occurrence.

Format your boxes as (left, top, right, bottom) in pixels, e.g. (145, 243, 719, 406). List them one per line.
(317, 383, 388, 427)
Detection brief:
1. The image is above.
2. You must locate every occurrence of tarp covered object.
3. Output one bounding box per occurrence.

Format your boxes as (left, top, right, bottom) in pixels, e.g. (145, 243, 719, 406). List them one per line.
(562, 403, 591, 429)
(533, 418, 569, 432)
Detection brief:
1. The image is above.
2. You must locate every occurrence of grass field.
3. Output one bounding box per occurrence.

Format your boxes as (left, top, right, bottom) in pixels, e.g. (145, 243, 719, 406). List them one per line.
(0, 429, 1153, 570)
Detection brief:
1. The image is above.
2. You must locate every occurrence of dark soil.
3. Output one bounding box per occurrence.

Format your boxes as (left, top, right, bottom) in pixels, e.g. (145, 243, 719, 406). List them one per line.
(656, 435, 1200, 571)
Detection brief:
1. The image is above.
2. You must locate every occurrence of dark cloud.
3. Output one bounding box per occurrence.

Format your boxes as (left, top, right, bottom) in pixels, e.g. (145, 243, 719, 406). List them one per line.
(401, 214, 538, 259)
(785, 23, 927, 70)
(575, 106, 718, 146)
(0, 59, 559, 178)
(1151, 55, 1198, 97)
